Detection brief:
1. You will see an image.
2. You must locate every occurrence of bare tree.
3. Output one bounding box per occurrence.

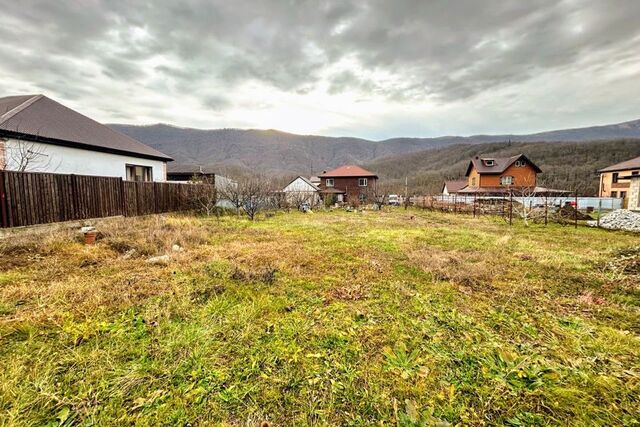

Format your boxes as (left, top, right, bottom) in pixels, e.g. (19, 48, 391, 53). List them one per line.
(1, 138, 56, 172)
(270, 190, 290, 210)
(217, 177, 242, 217)
(509, 186, 539, 226)
(190, 175, 218, 216)
(373, 182, 394, 210)
(219, 176, 271, 220)
(238, 177, 271, 220)
(286, 189, 318, 210)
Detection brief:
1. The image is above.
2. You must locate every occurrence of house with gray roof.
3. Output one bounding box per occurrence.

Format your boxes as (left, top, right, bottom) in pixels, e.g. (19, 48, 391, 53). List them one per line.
(0, 94, 172, 181)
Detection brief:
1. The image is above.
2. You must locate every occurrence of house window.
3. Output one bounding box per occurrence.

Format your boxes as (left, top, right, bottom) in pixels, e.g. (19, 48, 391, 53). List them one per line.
(358, 178, 368, 187)
(632, 171, 639, 176)
(484, 159, 495, 166)
(359, 193, 367, 203)
(471, 177, 476, 186)
(500, 175, 514, 186)
(325, 178, 334, 187)
(126, 164, 153, 182)
(612, 173, 619, 183)
(515, 160, 526, 167)
(620, 191, 626, 199)
(612, 191, 617, 198)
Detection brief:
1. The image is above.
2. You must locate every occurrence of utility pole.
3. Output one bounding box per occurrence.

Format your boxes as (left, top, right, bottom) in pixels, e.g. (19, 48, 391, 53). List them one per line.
(404, 176, 408, 210)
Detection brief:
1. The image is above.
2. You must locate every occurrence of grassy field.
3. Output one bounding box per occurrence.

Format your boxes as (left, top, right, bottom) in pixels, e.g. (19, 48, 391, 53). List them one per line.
(0, 209, 638, 426)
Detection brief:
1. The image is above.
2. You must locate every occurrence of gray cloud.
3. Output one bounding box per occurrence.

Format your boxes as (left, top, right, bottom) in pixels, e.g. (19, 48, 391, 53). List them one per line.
(0, 0, 639, 136)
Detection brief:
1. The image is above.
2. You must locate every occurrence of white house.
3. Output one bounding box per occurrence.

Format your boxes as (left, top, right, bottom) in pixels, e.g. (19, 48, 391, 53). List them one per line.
(0, 94, 172, 181)
(282, 176, 321, 206)
(442, 180, 468, 195)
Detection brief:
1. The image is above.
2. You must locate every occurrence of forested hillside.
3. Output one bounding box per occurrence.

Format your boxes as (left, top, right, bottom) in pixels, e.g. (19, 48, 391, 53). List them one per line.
(366, 139, 640, 195)
(111, 118, 640, 177)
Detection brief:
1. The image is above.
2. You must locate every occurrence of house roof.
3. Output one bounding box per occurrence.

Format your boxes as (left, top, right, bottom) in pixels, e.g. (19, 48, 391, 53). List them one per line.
(598, 155, 640, 173)
(0, 94, 172, 161)
(284, 176, 320, 191)
(319, 165, 378, 178)
(442, 180, 468, 193)
(465, 154, 542, 176)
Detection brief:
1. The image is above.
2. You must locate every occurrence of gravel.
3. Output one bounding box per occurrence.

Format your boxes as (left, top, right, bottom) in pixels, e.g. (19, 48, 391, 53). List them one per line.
(588, 209, 640, 232)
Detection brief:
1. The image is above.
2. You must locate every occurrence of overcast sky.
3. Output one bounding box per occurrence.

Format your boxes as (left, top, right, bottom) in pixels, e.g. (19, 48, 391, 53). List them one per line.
(1, 0, 639, 139)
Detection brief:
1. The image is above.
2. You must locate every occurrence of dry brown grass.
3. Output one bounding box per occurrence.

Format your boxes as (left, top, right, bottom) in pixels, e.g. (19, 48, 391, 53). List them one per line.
(0, 215, 218, 325)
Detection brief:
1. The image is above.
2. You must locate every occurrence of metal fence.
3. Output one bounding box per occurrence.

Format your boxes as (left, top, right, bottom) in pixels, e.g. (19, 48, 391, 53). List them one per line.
(404, 193, 618, 227)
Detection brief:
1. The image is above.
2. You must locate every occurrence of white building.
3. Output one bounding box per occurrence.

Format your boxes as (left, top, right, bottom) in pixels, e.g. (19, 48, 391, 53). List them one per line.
(282, 176, 321, 206)
(0, 94, 172, 181)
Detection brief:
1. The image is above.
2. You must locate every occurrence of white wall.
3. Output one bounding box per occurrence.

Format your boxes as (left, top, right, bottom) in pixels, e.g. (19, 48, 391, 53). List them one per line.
(2, 138, 167, 181)
(629, 178, 640, 211)
(283, 177, 317, 192)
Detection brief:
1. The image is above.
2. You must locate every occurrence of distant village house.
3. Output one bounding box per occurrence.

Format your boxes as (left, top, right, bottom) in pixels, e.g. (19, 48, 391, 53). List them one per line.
(281, 176, 321, 206)
(318, 165, 378, 205)
(598, 155, 640, 204)
(441, 180, 467, 195)
(463, 154, 540, 192)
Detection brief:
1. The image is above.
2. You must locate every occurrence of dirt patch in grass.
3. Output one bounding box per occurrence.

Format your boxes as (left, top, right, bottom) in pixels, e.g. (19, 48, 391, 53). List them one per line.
(405, 246, 502, 291)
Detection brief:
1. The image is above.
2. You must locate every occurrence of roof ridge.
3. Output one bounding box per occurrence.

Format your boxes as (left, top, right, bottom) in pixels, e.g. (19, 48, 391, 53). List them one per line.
(0, 94, 43, 126)
(299, 175, 320, 190)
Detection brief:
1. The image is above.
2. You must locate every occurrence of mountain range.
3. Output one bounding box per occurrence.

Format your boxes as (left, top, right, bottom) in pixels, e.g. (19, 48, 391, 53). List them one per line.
(110, 118, 640, 195)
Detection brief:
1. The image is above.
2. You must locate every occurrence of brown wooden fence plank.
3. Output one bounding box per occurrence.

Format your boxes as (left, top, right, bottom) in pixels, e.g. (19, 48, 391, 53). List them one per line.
(0, 171, 214, 227)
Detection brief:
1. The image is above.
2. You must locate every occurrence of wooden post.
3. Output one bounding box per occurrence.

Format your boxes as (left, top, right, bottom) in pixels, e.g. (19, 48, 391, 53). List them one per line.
(597, 199, 602, 228)
(509, 191, 513, 225)
(544, 193, 548, 226)
(574, 191, 578, 229)
(0, 171, 7, 228)
(453, 194, 457, 214)
(473, 192, 477, 218)
(120, 178, 126, 216)
(70, 174, 78, 220)
(404, 176, 408, 210)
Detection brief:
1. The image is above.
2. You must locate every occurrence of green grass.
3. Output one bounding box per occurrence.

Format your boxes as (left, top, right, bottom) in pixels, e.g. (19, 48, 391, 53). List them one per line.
(0, 209, 638, 426)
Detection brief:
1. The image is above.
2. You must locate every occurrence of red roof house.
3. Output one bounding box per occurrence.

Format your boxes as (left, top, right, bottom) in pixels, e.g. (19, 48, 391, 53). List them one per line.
(318, 165, 378, 205)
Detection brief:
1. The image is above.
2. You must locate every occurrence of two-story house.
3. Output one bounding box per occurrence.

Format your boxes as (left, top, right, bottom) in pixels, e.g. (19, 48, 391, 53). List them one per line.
(318, 165, 378, 205)
(598, 155, 640, 201)
(462, 154, 542, 193)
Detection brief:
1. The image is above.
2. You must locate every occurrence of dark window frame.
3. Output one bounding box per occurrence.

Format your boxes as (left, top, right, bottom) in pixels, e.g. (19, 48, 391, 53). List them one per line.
(126, 164, 153, 182)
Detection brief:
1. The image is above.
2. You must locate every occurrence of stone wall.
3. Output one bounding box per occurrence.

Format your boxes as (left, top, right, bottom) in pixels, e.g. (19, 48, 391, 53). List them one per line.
(628, 177, 640, 211)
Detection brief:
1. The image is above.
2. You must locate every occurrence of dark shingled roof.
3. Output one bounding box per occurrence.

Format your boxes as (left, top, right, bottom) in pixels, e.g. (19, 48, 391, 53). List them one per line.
(442, 180, 468, 193)
(0, 94, 172, 161)
(465, 154, 541, 176)
(598, 155, 640, 173)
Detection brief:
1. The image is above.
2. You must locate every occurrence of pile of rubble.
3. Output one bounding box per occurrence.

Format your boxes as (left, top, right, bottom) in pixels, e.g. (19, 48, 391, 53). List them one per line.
(588, 209, 640, 232)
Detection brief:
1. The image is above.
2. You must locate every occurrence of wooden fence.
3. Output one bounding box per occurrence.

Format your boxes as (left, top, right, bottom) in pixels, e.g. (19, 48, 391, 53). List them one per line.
(0, 170, 214, 228)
